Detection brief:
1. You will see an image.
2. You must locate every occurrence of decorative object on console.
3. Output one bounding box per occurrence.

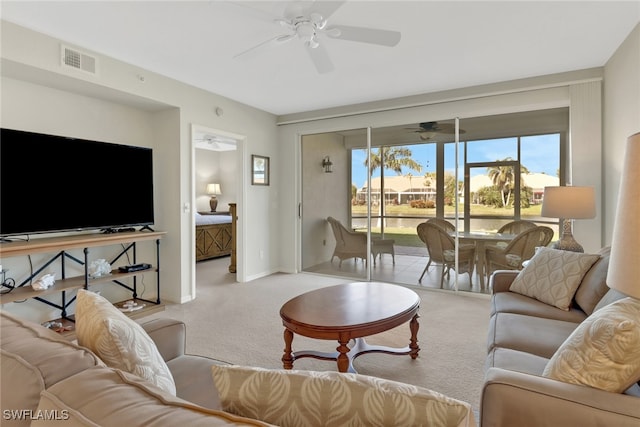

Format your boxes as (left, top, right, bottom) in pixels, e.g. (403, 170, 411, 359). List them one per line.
(206, 183, 221, 212)
(541, 185, 596, 252)
(31, 273, 55, 291)
(321, 155, 333, 173)
(607, 131, 640, 299)
(88, 258, 111, 278)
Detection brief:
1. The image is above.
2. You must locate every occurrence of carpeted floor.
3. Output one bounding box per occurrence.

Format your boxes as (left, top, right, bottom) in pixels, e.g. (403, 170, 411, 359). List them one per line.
(143, 256, 491, 413)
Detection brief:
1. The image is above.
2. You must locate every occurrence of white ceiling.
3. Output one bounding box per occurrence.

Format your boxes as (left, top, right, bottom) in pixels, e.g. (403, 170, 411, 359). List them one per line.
(1, 1, 638, 116)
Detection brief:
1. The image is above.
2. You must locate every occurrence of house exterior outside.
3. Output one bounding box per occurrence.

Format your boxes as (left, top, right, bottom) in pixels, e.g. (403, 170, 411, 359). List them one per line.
(357, 173, 559, 206)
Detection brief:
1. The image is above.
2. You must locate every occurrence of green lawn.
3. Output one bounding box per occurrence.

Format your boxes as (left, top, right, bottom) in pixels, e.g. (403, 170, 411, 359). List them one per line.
(352, 204, 542, 217)
(355, 203, 547, 247)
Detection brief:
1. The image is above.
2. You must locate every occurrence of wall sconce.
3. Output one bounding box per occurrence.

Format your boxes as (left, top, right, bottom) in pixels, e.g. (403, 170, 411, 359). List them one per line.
(206, 183, 221, 212)
(322, 156, 333, 173)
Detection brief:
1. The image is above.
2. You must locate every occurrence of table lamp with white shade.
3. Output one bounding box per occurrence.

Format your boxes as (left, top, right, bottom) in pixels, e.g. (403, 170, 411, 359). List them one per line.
(206, 183, 221, 212)
(607, 132, 640, 299)
(541, 185, 596, 253)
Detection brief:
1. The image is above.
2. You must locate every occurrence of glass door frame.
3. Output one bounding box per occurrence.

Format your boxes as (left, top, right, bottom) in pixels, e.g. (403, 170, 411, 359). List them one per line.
(463, 159, 521, 232)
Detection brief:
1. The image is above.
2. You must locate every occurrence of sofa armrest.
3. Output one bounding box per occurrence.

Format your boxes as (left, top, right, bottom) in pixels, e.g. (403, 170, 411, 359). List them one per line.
(481, 368, 640, 427)
(140, 318, 186, 362)
(489, 270, 520, 293)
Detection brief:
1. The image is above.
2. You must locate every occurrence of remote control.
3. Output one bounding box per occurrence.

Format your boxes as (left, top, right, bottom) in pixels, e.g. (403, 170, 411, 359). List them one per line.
(118, 263, 152, 273)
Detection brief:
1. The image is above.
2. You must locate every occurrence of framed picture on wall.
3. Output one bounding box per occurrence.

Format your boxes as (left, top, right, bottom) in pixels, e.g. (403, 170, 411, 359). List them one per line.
(251, 154, 270, 186)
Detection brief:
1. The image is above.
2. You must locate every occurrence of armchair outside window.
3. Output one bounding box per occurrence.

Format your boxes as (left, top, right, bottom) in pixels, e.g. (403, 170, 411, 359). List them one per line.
(485, 226, 554, 276)
(327, 216, 367, 267)
(417, 221, 476, 288)
(327, 217, 394, 267)
(424, 218, 456, 271)
(496, 220, 537, 234)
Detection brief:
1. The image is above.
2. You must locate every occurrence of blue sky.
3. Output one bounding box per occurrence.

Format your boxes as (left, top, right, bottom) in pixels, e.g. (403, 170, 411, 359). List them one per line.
(351, 134, 560, 188)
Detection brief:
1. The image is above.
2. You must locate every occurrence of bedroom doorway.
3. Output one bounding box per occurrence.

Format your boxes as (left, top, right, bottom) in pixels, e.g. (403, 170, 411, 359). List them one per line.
(191, 124, 245, 298)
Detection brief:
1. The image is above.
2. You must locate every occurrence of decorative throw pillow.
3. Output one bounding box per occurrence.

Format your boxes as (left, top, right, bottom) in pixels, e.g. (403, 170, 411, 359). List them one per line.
(509, 247, 599, 310)
(75, 289, 176, 395)
(542, 297, 640, 393)
(211, 365, 473, 427)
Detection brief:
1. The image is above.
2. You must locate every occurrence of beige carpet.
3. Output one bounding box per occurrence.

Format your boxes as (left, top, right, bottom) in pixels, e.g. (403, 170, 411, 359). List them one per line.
(143, 257, 491, 412)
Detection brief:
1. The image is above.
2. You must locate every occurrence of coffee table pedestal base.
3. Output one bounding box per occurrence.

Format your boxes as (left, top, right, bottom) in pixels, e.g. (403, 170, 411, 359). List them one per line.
(282, 313, 420, 374)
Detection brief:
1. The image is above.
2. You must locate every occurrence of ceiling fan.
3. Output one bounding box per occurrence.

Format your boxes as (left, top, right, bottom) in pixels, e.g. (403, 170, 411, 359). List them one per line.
(233, 1, 401, 74)
(194, 135, 237, 151)
(405, 122, 467, 141)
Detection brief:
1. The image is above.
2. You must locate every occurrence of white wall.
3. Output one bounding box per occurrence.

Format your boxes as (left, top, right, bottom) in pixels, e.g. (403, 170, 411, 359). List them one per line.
(603, 23, 640, 244)
(194, 149, 237, 213)
(0, 21, 278, 321)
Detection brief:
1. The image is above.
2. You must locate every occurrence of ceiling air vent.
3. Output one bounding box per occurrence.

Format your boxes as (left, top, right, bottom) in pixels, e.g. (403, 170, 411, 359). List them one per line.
(61, 45, 97, 75)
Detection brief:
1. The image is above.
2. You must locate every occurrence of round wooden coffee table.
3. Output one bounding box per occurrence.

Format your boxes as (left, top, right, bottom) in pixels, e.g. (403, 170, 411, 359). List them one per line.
(280, 282, 420, 373)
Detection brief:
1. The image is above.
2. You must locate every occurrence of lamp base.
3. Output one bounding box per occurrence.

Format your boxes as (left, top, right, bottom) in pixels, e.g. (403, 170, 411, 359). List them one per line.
(209, 196, 218, 212)
(552, 219, 584, 252)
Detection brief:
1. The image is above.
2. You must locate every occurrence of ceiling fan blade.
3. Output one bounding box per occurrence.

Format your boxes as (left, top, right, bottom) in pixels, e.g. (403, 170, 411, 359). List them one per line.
(326, 25, 401, 47)
(306, 44, 334, 74)
(308, 1, 346, 21)
(233, 34, 293, 60)
(433, 124, 467, 134)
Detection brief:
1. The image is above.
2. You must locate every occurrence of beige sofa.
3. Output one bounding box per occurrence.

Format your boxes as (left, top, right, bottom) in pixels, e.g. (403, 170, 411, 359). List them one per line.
(1, 310, 477, 427)
(481, 247, 640, 427)
(0, 311, 271, 426)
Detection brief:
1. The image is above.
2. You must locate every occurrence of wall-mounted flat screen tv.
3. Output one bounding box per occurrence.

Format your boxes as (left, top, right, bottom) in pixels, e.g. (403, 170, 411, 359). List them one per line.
(1, 128, 155, 237)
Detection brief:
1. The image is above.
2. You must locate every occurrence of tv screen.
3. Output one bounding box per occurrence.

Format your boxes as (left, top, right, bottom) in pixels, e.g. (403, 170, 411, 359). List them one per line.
(1, 128, 155, 237)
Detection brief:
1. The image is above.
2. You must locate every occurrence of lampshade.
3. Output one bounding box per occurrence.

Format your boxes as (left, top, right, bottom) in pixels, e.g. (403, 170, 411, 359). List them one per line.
(541, 186, 596, 219)
(607, 132, 640, 299)
(206, 183, 221, 195)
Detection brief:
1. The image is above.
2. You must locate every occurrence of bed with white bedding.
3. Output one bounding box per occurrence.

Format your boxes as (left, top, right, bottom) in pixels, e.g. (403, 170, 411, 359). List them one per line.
(195, 213, 233, 261)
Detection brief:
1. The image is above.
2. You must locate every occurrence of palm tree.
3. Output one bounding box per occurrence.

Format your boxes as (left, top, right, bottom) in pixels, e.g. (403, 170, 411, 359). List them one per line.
(487, 158, 529, 207)
(364, 146, 422, 228)
(365, 146, 422, 177)
(406, 172, 414, 201)
(364, 146, 422, 203)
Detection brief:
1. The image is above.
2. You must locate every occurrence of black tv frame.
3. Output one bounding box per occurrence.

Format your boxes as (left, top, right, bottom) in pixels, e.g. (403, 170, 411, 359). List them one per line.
(0, 128, 155, 238)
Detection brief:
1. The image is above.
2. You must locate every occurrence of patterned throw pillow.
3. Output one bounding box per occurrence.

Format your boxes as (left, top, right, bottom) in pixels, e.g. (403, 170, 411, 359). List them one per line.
(543, 297, 640, 393)
(75, 289, 176, 395)
(211, 365, 474, 427)
(509, 247, 599, 310)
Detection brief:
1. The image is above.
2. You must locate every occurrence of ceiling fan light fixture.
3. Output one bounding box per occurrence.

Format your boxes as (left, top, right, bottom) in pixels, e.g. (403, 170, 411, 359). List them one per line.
(419, 131, 437, 141)
(309, 12, 327, 29)
(306, 37, 320, 49)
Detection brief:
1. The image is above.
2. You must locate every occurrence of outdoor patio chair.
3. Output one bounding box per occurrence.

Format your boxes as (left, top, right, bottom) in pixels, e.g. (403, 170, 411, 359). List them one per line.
(417, 221, 476, 288)
(424, 218, 456, 271)
(327, 216, 368, 267)
(497, 220, 537, 234)
(327, 217, 395, 267)
(485, 225, 554, 277)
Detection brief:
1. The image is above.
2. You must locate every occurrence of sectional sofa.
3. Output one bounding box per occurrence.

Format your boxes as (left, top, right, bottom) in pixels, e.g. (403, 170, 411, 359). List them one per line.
(1, 291, 476, 427)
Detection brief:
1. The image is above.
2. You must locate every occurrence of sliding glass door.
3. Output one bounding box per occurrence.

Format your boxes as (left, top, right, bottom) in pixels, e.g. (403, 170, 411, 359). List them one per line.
(300, 129, 370, 281)
(299, 109, 566, 293)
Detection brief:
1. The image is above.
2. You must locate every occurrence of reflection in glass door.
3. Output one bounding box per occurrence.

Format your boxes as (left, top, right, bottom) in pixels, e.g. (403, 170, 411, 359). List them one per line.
(300, 129, 369, 281)
(300, 120, 470, 291)
(464, 161, 520, 232)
